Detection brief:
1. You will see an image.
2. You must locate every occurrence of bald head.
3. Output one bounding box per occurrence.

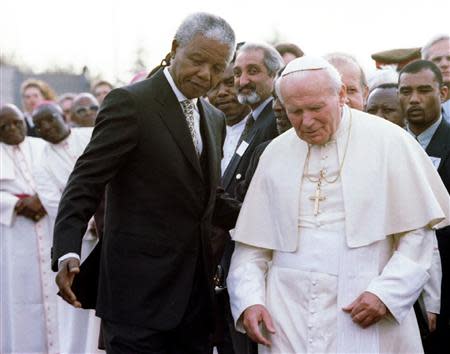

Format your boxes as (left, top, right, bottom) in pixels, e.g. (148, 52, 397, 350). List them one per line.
(32, 102, 70, 143)
(0, 104, 27, 145)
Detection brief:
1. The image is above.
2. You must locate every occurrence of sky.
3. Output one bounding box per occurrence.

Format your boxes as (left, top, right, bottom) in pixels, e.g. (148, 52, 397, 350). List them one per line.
(1, 0, 449, 84)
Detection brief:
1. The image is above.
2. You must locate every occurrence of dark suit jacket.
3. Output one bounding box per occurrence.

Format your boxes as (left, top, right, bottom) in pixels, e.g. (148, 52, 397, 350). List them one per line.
(235, 139, 272, 202)
(426, 118, 450, 320)
(51, 69, 239, 330)
(221, 100, 278, 196)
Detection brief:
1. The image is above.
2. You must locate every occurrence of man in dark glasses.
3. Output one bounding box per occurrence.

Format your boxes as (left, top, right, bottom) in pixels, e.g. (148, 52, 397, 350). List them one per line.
(71, 93, 99, 127)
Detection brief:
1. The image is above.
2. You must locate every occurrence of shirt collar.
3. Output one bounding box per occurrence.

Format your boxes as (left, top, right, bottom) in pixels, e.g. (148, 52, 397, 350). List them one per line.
(406, 116, 442, 150)
(251, 97, 272, 120)
(163, 67, 198, 108)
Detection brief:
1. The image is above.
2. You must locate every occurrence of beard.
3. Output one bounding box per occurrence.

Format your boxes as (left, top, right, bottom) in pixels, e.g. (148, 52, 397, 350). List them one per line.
(237, 90, 261, 105)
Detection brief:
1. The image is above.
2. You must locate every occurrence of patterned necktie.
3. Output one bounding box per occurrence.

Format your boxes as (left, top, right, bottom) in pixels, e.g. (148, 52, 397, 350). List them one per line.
(181, 100, 200, 156)
(237, 113, 255, 148)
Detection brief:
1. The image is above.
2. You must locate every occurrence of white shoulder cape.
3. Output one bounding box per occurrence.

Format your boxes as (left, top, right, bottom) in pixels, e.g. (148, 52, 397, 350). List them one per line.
(232, 107, 450, 250)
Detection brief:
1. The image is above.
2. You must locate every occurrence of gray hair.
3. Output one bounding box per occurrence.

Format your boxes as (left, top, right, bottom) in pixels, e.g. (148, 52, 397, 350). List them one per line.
(237, 42, 284, 76)
(324, 52, 368, 89)
(174, 12, 236, 61)
(275, 65, 343, 105)
(422, 34, 450, 59)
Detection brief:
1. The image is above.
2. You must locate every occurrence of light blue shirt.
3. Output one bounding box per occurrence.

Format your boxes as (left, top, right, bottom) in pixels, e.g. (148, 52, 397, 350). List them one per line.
(406, 116, 442, 150)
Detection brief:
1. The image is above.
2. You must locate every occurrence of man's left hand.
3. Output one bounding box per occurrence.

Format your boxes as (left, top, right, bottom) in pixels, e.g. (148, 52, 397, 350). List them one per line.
(343, 291, 387, 328)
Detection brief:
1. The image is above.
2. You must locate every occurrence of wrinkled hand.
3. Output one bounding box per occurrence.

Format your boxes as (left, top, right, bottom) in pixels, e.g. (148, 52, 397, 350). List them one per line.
(343, 292, 387, 328)
(56, 258, 82, 308)
(15, 195, 47, 221)
(427, 312, 437, 332)
(242, 304, 276, 346)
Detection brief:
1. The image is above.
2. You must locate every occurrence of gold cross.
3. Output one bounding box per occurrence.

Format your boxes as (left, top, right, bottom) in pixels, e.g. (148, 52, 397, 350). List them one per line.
(309, 181, 326, 216)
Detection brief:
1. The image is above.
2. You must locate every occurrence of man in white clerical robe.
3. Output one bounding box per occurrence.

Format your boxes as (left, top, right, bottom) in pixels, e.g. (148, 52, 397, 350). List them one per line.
(31, 102, 102, 354)
(227, 57, 450, 354)
(0, 104, 60, 354)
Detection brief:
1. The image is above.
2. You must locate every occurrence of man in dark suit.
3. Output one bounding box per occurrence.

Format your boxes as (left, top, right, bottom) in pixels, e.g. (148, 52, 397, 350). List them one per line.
(222, 42, 283, 196)
(52, 12, 240, 354)
(213, 43, 283, 354)
(399, 59, 450, 354)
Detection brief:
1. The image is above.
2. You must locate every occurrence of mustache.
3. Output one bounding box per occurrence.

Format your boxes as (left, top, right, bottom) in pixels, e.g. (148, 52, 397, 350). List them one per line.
(238, 83, 256, 93)
(407, 107, 424, 115)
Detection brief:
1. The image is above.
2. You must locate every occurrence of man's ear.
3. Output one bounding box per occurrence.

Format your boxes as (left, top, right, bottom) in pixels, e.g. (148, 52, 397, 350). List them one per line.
(171, 40, 179, 59)
(440, 85, 449, 103)
(339, 84, 347, 107)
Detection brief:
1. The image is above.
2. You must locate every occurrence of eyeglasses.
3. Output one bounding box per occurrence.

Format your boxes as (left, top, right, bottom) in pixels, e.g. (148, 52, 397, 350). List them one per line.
(74, 105, 99, 117)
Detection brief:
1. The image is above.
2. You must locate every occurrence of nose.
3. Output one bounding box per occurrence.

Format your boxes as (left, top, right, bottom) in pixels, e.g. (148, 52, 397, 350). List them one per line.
(237, 72, 250, 88)
(410, 90, 420, 104)
(302, 112, 315, 128)
(196, 63, 211, 83)
(217, 83, 229, 97)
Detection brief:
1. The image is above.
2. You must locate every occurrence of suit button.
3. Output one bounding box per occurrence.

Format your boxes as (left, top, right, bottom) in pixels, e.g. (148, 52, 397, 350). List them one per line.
(236, 173, 242, 180)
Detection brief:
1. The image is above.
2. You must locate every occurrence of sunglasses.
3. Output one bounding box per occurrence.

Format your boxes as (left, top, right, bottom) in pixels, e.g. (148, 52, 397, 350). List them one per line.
(74, 105, 99, 117)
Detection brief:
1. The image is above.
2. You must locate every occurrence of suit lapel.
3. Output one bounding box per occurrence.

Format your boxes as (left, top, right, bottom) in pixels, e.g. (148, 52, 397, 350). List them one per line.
(154, 70, 204, 180)
(426, 119, 450, 158)
(222, 101, 273, 189)
(198, 99, 220, 205)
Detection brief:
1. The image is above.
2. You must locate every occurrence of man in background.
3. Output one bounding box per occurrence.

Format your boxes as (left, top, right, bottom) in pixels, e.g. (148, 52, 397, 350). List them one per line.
(325, 52, 369, 110)
(399, 59, 450, 353)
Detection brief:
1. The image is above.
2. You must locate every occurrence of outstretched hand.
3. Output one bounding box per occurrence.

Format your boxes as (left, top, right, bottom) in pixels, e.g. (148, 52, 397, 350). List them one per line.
(242, 304, 276, 346)
(56, 257, 82, 308)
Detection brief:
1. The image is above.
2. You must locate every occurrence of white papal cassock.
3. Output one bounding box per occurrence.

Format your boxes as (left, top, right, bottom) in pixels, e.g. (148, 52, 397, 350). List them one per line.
(1, 137, 59, 354)
(227, 107, 450, 354)
(33, 127, 103, 354)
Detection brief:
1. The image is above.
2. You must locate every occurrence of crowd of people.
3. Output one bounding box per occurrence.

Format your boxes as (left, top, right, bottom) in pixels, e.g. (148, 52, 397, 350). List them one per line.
(1, 11, 450, 354)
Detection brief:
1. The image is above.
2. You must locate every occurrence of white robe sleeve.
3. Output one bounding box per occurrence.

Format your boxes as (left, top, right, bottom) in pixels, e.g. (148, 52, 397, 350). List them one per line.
(0, 191, 19, 227)
(365, 227, 433, 323)
(227, 242, 272, 333)
(422, 235, 441, 314)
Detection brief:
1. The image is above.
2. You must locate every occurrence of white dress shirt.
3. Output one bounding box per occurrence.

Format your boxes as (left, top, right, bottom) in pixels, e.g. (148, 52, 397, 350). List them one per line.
(163, 67, 203, 154)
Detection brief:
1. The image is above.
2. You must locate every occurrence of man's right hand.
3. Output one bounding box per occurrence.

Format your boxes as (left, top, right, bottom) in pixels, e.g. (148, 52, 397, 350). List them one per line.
(242, 304, 276, 346)
(56, 257, 82, 308)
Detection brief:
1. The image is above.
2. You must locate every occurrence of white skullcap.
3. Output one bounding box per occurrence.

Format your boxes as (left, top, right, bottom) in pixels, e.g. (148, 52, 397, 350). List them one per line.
(281, 56, 334, 77)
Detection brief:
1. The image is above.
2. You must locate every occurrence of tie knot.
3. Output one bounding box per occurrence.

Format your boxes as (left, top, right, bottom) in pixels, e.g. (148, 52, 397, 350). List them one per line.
(181, 100, 195, 115)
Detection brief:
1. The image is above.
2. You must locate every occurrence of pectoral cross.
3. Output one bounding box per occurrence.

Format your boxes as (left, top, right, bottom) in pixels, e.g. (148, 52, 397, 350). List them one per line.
(309, 179, 326, 216)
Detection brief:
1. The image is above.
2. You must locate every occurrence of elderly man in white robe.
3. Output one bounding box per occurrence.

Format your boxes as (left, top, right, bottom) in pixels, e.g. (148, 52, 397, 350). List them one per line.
(31, 101, 102, 354)
(227, 56, 450, 354)
(0, 104, 60, 354)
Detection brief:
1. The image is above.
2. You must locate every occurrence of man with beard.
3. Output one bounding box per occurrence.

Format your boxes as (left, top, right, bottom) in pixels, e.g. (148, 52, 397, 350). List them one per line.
(207, 63, 250, 175)
(235, 73, 292, 201)
(214, 43, 282, 354)
(222, 42, 282, 195)
(399, 60, 450, 353)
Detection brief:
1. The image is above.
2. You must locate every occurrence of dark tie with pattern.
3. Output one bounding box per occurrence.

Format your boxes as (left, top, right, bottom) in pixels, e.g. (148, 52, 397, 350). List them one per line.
(181, 100, 200, 156)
